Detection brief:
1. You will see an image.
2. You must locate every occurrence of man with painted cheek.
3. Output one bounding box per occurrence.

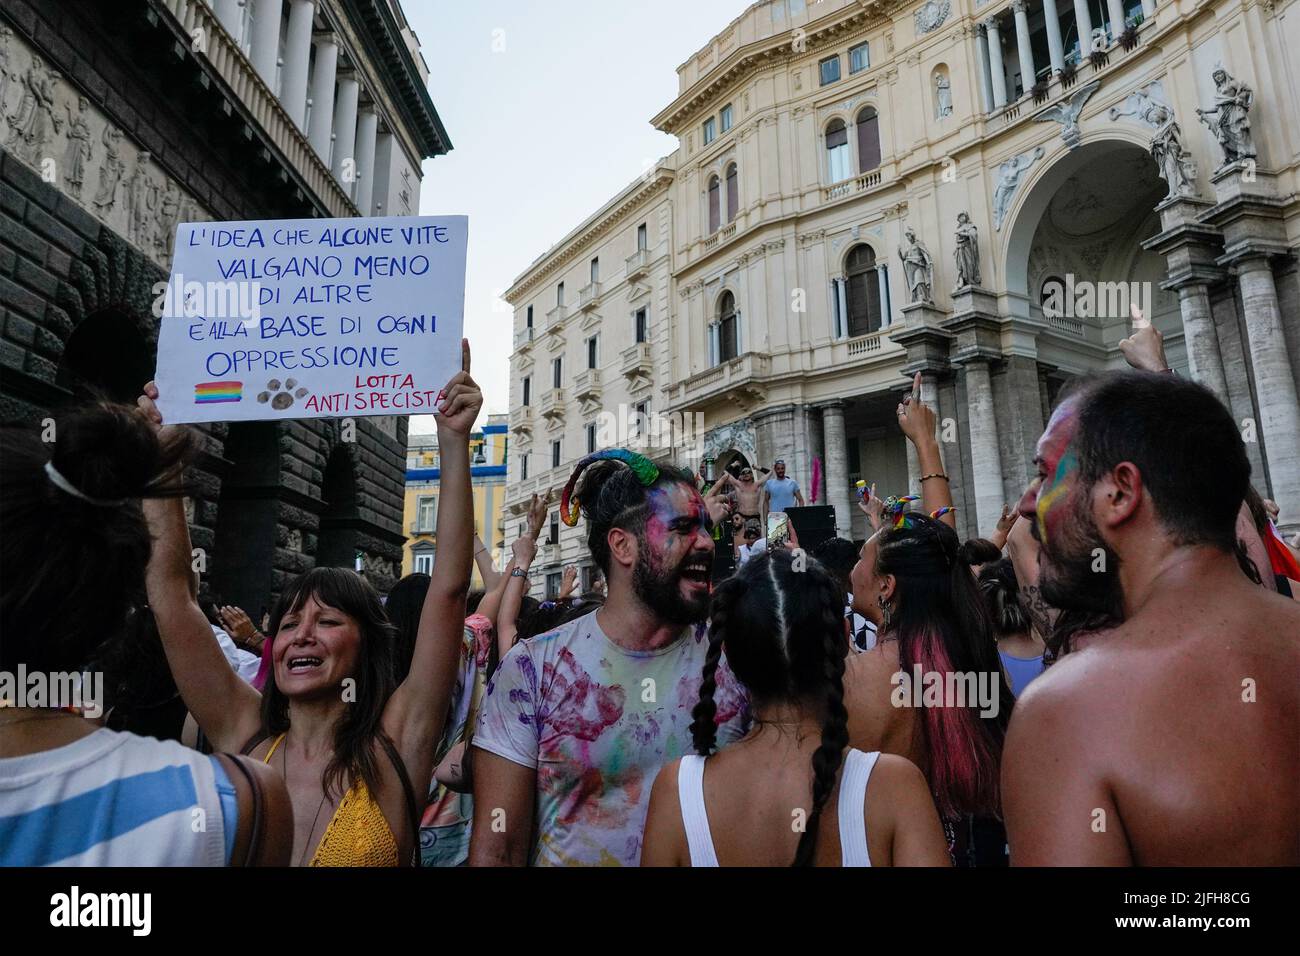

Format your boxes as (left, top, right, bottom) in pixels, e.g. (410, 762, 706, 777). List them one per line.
(1001, 371, 1300, 866)
(470, 453, 750, 868)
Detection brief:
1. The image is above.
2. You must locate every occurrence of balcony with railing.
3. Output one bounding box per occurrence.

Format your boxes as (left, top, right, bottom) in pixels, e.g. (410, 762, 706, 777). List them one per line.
(578, 282, 602, 311)
(514, 326, 534, 351)
(620, 343, 653, 380)
(626, 249, 650, 279)
(821, 169, 885, 203)
(673, 351, 771, 408)
(572, 368, 603, 405)
(511, 404, 534, 435)
(702, 222, 737, 252)
(538, 387, 566, 421)
(546, 304, 568, 332)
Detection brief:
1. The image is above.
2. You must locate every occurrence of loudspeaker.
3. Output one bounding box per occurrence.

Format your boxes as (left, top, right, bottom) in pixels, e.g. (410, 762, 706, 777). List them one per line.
(785, 505, 837, 552)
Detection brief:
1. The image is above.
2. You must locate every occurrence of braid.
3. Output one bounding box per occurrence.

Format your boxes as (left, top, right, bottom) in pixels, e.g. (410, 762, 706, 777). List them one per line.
(690, 616, 727, 757)
(792, 576, 851, 867)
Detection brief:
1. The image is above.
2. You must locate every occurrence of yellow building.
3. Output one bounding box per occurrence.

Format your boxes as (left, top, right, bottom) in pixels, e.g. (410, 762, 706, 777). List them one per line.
(402, 414, 509, 586)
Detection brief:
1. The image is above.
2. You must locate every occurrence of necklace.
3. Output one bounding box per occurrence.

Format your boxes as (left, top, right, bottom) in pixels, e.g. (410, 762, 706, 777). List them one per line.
(282, 737, 329, 868)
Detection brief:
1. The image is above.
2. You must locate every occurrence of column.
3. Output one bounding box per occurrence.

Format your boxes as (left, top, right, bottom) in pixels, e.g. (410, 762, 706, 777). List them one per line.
(280, 0, 313, 128)
(331, 75, 360, 197)
(984, 18, 1008, 109)
(1106, 0, 1127, 40)
(877, 264, 891, 328)
(1236, 258, 1300, 528)
(249, 0, 283, 88)
(964, 361, 1005, 536)
(1072, 0, 1094, 57)
(307, 33, 337, 159)
(1042, 0, 1066, 74)
(820, 402, 852, 537)
(1012, 1, 1036, 95)
(1174, 283, 1230, 403)
(976, 26, 995, 112)
(354, 108, 379, 215)
(835, 278, 848, 338)
(213, 0, 244, 43)
(1141, 0, 1156, 17)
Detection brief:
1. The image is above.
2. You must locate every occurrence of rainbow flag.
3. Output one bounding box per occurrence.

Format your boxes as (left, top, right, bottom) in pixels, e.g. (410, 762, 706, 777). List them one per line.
(194, 381, 242, 404)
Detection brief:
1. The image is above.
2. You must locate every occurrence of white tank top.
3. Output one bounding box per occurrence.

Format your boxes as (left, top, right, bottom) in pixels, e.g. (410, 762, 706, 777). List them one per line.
(677, 747, 881, 866)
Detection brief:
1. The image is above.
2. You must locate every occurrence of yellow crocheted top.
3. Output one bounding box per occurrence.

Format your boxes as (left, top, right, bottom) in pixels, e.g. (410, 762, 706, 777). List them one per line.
(264, 734, 400, 867)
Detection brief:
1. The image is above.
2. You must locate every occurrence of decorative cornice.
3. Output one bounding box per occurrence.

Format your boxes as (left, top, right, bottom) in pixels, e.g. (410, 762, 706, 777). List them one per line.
(505, 169, 675, 303)
(339, 0, 452, 157)
(651, 0, 909, 135)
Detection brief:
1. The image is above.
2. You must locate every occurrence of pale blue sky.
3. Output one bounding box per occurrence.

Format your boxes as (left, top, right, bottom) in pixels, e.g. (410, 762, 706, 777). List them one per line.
(402, 0, 744, 430)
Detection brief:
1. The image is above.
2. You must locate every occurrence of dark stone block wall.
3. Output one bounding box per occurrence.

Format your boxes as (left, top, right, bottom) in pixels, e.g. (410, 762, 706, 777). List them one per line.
(0, 0, 408, 609)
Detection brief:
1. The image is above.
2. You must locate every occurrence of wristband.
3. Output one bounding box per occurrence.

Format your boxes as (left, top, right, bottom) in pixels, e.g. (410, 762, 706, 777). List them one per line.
(921, 473, 949, 482)
(510, 567, 529, 579)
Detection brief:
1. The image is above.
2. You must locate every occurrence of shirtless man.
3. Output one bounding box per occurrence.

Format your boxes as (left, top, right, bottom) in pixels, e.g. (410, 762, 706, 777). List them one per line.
(712, 464, 769, 549)
(1002, 370, 1300, 865)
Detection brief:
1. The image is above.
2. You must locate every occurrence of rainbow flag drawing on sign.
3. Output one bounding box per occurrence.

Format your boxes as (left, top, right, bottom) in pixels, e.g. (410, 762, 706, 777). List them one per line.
(194, 381, 243, 404)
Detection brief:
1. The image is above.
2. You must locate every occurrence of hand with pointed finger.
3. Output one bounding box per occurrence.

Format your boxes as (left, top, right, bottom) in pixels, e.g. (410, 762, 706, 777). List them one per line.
(896, 372, 938, 446)
(436, 338, 483, 439)
(1118, 303, 1169, 373)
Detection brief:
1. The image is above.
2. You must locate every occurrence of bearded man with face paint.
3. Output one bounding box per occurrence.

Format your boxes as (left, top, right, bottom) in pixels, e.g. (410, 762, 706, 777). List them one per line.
(1002, 370, 1300, 865)
(470, 450, 750, 866)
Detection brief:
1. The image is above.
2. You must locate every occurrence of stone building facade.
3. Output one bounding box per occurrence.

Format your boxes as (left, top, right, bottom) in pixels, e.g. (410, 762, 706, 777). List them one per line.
(0, 0, 450, 611)
(505, 0, 1300, 571)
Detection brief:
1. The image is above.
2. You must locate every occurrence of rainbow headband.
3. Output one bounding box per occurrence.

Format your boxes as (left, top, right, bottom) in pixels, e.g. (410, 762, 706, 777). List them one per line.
(882, 495, 955, 530)
(560, 449, 660, 527)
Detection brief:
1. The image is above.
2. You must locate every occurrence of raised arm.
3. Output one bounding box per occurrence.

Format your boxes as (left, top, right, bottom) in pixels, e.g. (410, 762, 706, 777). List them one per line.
(473, 533, 503, 592)
(989, 505, 1017, 551)
(384, 340, 481, 784)
(557, 565, 578, 601)
(1006, 513, 1057, 640)
(897, 372, 955, 530)
(138, 384, 262, 753)
(497, 527, 538, 659)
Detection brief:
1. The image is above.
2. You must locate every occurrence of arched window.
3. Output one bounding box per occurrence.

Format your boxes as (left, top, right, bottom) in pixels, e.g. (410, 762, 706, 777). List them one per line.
(845, 245, 883, 336)
(725, 163, 738, 223)
(826, 119, 850, 183)
(856, 107, 881, 173)
(717, 291, 738, 362)
(707, 175, 721, 234)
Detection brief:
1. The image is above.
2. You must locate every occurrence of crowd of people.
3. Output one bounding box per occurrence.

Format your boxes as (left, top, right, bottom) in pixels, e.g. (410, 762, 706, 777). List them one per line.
(2, 310, 1298, 867)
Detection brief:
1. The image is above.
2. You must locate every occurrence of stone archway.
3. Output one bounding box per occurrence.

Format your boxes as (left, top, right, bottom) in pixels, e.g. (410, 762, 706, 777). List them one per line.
(1001, 137, 1178, 357)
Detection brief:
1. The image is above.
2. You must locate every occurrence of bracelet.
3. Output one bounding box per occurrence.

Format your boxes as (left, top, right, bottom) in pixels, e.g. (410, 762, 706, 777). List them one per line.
(921, 473, 949, 482)
(510, 567, 529, 579)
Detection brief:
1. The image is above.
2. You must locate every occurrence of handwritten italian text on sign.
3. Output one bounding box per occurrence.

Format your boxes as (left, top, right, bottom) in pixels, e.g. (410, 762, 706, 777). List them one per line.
(154, 215, 467, 424)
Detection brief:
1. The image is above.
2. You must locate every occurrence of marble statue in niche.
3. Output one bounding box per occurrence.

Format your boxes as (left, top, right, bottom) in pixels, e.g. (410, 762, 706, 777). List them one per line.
(934, 71, 953, 119)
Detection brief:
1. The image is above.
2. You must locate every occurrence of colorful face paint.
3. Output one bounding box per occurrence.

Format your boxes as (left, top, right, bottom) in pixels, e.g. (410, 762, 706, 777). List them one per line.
(636, 484, 714, 625)
(1031, 400, 1082, 546)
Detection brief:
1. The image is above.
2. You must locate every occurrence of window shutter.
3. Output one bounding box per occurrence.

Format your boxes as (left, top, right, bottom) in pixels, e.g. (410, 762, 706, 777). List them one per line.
(857, 109, 881, 173)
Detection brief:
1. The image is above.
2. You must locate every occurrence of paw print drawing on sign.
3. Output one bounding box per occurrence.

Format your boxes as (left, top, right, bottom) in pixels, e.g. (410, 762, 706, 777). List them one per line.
(257, 378, 308, 411)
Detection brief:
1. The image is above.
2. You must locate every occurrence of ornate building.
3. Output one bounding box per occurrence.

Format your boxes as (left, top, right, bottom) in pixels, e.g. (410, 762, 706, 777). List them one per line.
(0, 0, 451, 608)
(505, 0, 1300, 574)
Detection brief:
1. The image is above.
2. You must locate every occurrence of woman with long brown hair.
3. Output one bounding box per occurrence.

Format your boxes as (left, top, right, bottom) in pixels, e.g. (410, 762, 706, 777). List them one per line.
(137, 340, 481, 866)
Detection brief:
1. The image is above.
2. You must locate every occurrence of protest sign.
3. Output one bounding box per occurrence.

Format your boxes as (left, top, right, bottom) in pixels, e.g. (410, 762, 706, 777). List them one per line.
(153, 215, 467, 424)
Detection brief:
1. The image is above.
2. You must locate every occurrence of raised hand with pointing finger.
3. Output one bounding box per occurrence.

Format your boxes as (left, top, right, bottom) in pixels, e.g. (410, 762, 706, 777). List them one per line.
(1118, 303, 1170, 373)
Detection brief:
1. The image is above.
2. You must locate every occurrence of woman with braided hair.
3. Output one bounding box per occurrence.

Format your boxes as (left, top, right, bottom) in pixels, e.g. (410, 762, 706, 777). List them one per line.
(641, 549, 948, 866)
(470, 449, 749, 867)
(845, 511, 1016, 866)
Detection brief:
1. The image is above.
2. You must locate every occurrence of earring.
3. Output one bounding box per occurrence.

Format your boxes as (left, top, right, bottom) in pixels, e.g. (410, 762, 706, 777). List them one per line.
(877, 595, 892, 628)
